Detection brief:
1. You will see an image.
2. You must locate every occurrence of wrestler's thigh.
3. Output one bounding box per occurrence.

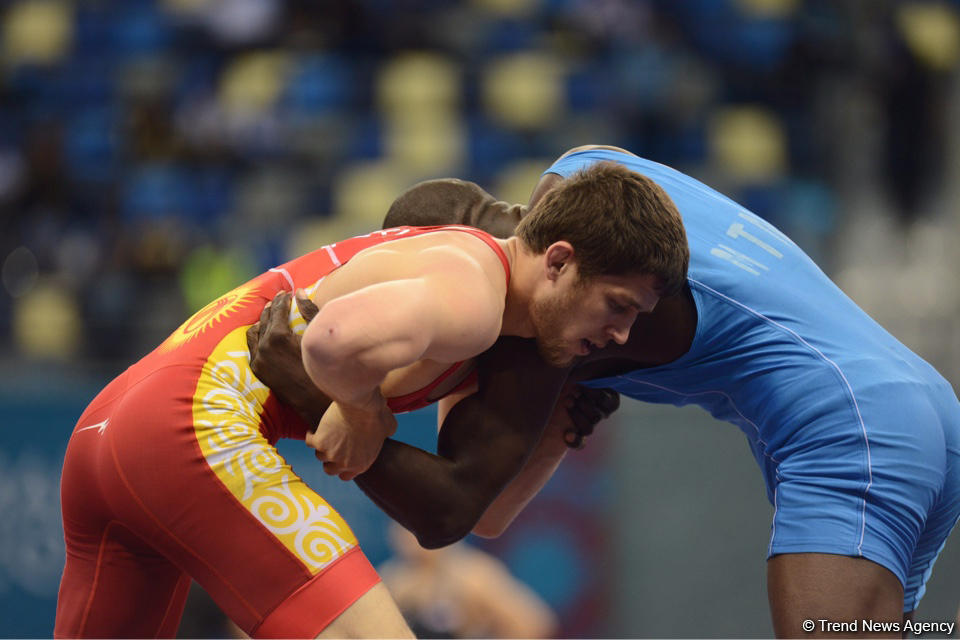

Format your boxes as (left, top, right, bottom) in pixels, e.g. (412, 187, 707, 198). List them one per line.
(103, 373, 380, 637)
(770, 396, 946, 582)
(902, 408, 960, 612)
(768, 553, 903, 638)
(766, 390, 951, 635)
(55, 520, 191, 638)
(316, 582, 414, 639)
(57, 379, 193, 638)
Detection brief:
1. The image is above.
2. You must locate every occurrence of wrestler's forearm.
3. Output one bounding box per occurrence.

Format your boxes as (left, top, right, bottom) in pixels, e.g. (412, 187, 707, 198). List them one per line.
(469, 380, 618, 537)
(472, 428, 568, 537)
(356, 409, 531, 549)
(278, 378, 332, 427)
(356, 440, 488, 548)
(360, 439, 557, 549)
(356, 338, 567, 548)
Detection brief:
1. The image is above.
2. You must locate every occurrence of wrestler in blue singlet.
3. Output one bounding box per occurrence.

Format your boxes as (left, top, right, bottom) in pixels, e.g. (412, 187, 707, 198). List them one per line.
(546, 149, 960, 611)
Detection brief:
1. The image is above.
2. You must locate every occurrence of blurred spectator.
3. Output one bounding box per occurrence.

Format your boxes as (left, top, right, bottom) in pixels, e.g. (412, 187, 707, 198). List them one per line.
(172, 523, 559, 638)
(176, 582, 246, 639)
(379, 523, 558, 639)
(0, 0, 956, 379)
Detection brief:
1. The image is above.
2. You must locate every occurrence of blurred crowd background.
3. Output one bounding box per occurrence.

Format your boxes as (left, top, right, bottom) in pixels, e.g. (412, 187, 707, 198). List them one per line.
(2, 0, 959, 637)
(3, 0, 960, 370)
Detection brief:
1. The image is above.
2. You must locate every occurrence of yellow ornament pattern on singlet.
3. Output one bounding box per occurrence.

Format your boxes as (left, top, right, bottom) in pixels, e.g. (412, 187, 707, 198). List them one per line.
(159, 282, 261, 352)
(192, 326, 358, 572)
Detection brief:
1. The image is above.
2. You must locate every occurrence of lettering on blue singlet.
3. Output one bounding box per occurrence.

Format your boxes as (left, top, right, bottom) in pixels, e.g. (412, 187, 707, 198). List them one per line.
(711, 212, 788, 275)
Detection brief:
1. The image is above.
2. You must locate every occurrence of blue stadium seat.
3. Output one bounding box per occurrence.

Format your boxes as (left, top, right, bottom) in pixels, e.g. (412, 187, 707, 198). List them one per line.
(122, 163, 190, 222)
(64, 107, 118, 185)
(282, 54, 355, 116)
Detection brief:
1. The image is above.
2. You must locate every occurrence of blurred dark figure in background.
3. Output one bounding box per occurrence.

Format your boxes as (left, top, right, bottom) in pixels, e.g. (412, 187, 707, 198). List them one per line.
(174, 523, 559, 639)
(379, 522, 557, 639)
(879, 18, 948, 226)
(3, 1, 955, 368)
(176, 583, 245, 640)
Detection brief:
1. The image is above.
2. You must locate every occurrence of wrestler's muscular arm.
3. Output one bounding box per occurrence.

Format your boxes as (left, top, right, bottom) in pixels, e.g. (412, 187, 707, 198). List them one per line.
(441, 383, 572, 538)
(250, 147, 622, 543)
(302, 242, 504, 481)
(357, 158, 619, 544)
(355, 337, 569, 548)
(380, 145, 635, 233)
(464, 382, 619, 536)
(442, 155, 624, 536)
(250, 293, 568, 547)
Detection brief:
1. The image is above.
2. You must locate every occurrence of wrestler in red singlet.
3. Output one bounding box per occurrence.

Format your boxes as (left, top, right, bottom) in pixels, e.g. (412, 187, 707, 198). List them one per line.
(56, 225, 509, 638)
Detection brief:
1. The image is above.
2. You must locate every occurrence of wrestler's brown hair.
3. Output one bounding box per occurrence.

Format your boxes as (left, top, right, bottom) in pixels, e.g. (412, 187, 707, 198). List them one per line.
(515, 162, 689, 296)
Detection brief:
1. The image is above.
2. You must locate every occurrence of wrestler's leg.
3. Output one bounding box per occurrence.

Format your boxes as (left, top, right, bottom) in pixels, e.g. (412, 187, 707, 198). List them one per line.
(316, 582, 414, 639)
(900, 424, 960, 623)
(55, 521, 191, 638)
(764, 385, 957, 638)
(101, 362, 408, 637)
(56, 387, 192, 639)
(107, 418, 399, 638)
(94, 335, 412, 638)
(768, 553, 903, 638)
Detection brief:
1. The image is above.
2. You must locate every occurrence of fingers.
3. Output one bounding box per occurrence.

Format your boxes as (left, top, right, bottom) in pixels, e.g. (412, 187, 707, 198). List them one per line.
(256, 290, 316, 349)
(569, 399, 604, 429)
(577, 386, 620, 417)
(258, 291, 282, 326)
(255, 291, 297, 353)
(318, 455, 358, 480)
(594, 388, 621, 417)
(564, 428, 586, 450)
(255, 291, 316, 352)
(563, 386, 620, 450)
(266, 290, 293, 331)
(308, 431, 359, 480)
(245, 322, 260, 356)
(294, 288, 320, 323)
(313, 446, 343, 476)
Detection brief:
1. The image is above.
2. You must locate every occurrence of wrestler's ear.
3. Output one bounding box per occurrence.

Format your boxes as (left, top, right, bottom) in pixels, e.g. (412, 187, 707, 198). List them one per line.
(543, 241, 575, 282)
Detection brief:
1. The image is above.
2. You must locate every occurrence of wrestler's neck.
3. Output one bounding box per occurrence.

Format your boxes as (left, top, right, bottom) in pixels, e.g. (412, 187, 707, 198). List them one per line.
(498, 237, 542, 338)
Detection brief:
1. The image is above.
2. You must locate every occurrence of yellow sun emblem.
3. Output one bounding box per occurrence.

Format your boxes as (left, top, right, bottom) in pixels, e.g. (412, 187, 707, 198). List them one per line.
(160, 282, 262, 352)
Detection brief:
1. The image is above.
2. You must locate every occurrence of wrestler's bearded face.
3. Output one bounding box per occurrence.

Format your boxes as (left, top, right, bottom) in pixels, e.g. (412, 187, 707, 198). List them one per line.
(530, 269, 660, 367)
(530, 278, 583, 367)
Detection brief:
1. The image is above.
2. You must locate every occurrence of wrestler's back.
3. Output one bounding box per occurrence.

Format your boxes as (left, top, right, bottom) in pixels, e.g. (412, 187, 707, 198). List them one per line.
(546, 150, 956, 437)
(85, 226, 507, 442)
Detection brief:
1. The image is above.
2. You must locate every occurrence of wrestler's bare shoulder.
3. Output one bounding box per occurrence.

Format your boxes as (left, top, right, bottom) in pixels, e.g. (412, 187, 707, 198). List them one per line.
(355, 230, 506, 287)
(312, 229, 509, 311)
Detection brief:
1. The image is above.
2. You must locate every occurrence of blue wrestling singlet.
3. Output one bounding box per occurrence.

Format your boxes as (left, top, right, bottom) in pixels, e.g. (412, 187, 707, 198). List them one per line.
(546, 149, 960, 611)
